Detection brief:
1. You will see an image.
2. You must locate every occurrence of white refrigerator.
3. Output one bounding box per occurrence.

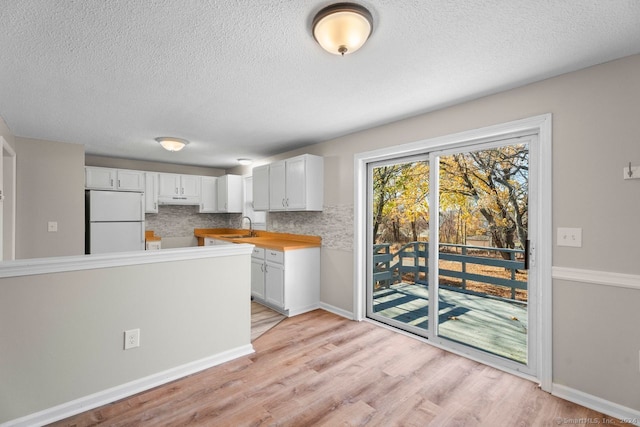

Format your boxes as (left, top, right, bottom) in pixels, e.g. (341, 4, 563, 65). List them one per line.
(86, 190, 146, 254)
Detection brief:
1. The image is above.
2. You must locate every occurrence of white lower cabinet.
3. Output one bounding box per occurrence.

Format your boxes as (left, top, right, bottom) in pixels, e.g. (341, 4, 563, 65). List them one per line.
(203, 237, 233, 246)
(265, 253, 285, 308)
(251, 247, 266, 300)
(251, 246, 320, 316)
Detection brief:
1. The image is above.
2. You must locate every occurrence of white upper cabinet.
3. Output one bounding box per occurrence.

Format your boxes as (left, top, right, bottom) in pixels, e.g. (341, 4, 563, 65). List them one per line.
(180, 174, 200, 198)
(268, 161, 286, 211)
(252, 164, 270, 211)
(217, 175, 242, 213)
(85, 167, 145, 192)
(158, 173, 201, 205)
(199, 176, 218, 213)
(144, 172, 159, 213)
(268, 154, 323, 212)
(116, 169, 145, 191)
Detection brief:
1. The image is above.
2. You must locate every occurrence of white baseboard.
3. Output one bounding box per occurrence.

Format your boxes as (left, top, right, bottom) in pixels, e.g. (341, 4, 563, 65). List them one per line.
(2, 344, 255, 427)
(319, 302, 354, 319)
(288, 303, 321, 317)
(552, 383, 640, 426)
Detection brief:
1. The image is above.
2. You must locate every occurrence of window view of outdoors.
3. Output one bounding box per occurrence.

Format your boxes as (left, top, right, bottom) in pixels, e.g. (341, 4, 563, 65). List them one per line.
(371, 144, 529, 363)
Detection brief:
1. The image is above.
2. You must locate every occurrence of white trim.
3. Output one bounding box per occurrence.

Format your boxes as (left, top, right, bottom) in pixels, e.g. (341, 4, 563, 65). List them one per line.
(353, 113, 553, 390)
(288, 303, 321, 317)
(319, 302, 355, 320)
(1, 344, 255, 427)
(553, 266, 640, 290)
(0, 244, 254, 278)
(552, 384, 640, 426)
(1, 136, 16, 261)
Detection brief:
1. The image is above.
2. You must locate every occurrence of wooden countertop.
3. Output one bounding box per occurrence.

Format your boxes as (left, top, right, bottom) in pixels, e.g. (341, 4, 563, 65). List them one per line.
(194, 228, 321, 251)
(145, 230, 161, 242)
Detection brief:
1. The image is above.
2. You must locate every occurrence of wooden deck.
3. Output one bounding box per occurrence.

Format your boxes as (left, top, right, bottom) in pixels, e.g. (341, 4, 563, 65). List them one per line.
(373, 283, 528, 363)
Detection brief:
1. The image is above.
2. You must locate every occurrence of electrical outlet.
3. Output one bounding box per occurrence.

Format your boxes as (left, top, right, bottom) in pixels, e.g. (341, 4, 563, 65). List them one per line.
(557, 227, 582, 247)
(124, 329, 140, 350)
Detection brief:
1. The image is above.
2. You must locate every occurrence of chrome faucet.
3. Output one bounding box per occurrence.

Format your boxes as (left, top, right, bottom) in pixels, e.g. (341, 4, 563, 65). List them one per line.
(242, 216, 253, 236)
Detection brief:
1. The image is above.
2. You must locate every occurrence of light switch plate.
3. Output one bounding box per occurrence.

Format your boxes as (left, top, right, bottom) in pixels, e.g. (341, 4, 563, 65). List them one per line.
(47, 221, 58, 232)
(557, 227, 582, 247)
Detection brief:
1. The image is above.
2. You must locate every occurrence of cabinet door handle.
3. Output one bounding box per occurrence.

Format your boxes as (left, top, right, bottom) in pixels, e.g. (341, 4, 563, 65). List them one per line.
(264, 264, 268, 273)
(110, 179, 114, 187)
(260, 264, 264, 272)
(154, 202, 157, 210)
(282, 198, 285, 207)
(118, 179, 121, 188)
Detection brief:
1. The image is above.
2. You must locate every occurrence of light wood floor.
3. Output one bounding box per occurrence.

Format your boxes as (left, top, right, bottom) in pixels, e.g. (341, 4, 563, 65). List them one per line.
(250, 301, 286, 341)
(51, 309, 624, 426)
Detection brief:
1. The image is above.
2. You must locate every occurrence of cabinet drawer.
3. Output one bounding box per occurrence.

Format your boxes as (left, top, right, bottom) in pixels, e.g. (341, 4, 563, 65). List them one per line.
(252, 247, 265, 259)
(265, 249, 284, 264)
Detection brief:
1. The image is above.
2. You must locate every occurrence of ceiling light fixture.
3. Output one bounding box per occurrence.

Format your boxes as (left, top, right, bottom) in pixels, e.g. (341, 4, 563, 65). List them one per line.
(155, 137, 189, 152)
(312, 2, 373, 56)
(238, 158, 253, 166)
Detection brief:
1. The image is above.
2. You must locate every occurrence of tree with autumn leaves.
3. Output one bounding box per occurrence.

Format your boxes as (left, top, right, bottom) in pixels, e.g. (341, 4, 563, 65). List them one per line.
(372, 144, 528, 258)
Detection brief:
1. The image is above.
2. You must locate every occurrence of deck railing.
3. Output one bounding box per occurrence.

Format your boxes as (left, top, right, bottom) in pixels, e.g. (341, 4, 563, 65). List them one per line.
(373, 242, 527, 301)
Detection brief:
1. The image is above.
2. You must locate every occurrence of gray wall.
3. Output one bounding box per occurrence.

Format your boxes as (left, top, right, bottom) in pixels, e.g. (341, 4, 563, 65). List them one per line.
(230, 54, 640, 410)
(1, 53, 638, 414)
(0, 252, 251, 422)
(15, 137, 85, 259)
(85, 154, 226, 176)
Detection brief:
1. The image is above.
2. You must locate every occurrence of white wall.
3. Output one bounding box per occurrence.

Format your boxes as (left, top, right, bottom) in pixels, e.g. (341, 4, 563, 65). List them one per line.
(0, 249, 252, 423)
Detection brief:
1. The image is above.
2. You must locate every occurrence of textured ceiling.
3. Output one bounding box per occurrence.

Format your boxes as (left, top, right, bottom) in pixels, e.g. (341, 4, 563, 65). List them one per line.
(1, 1, 640, 168)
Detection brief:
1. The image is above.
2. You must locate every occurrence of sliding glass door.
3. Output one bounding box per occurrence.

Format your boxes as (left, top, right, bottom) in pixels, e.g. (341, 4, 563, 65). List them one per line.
(367, 136, 536, 374)
(367, 156, 430, 337)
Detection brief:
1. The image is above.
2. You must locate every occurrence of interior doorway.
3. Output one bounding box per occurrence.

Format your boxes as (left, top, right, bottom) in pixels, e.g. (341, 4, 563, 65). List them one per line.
(1, 136, 16, 261)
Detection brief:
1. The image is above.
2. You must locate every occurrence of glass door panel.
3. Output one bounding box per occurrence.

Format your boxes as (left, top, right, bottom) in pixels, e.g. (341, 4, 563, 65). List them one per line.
(367, 158, 430, 336)
(436, 143, 529, 364)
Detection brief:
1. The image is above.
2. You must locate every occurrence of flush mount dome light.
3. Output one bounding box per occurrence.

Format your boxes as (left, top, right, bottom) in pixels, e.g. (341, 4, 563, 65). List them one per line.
(237, 158, 253, 166)
(312, 3, 373, 56)
(155, 137, 189, 152)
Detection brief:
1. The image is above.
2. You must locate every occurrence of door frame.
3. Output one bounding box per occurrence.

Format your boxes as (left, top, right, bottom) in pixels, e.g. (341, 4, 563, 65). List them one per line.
(0, 136, 16, 261)
(353, 114, 552, 390)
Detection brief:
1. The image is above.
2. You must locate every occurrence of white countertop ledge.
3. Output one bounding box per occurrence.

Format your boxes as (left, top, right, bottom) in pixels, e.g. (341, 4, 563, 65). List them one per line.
(0, 244, 254, 278)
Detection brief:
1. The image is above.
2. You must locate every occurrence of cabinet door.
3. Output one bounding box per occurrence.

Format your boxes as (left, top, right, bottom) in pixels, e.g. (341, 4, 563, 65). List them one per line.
(285, 157, 306, 209)
(199, 176, 217, 213)
(180, 175, 200, 197)
(158, 173, 180, 197)
(85, 167, 116, 190)
(216, 176, 229, 212)
(251, 259, 266, 300)
(225, 175, 243, 213)
(265, 262, 285, 308)
(252, 164, 270, 211)
(117, 170, 145, 191)
(144, 172, 159, 213)
(269, 161, 286, 211)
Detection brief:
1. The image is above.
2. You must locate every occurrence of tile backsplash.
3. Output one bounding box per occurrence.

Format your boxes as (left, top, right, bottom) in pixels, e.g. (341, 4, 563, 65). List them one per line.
(145, 204, 353, 252)
(145, 205, 229, 237)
